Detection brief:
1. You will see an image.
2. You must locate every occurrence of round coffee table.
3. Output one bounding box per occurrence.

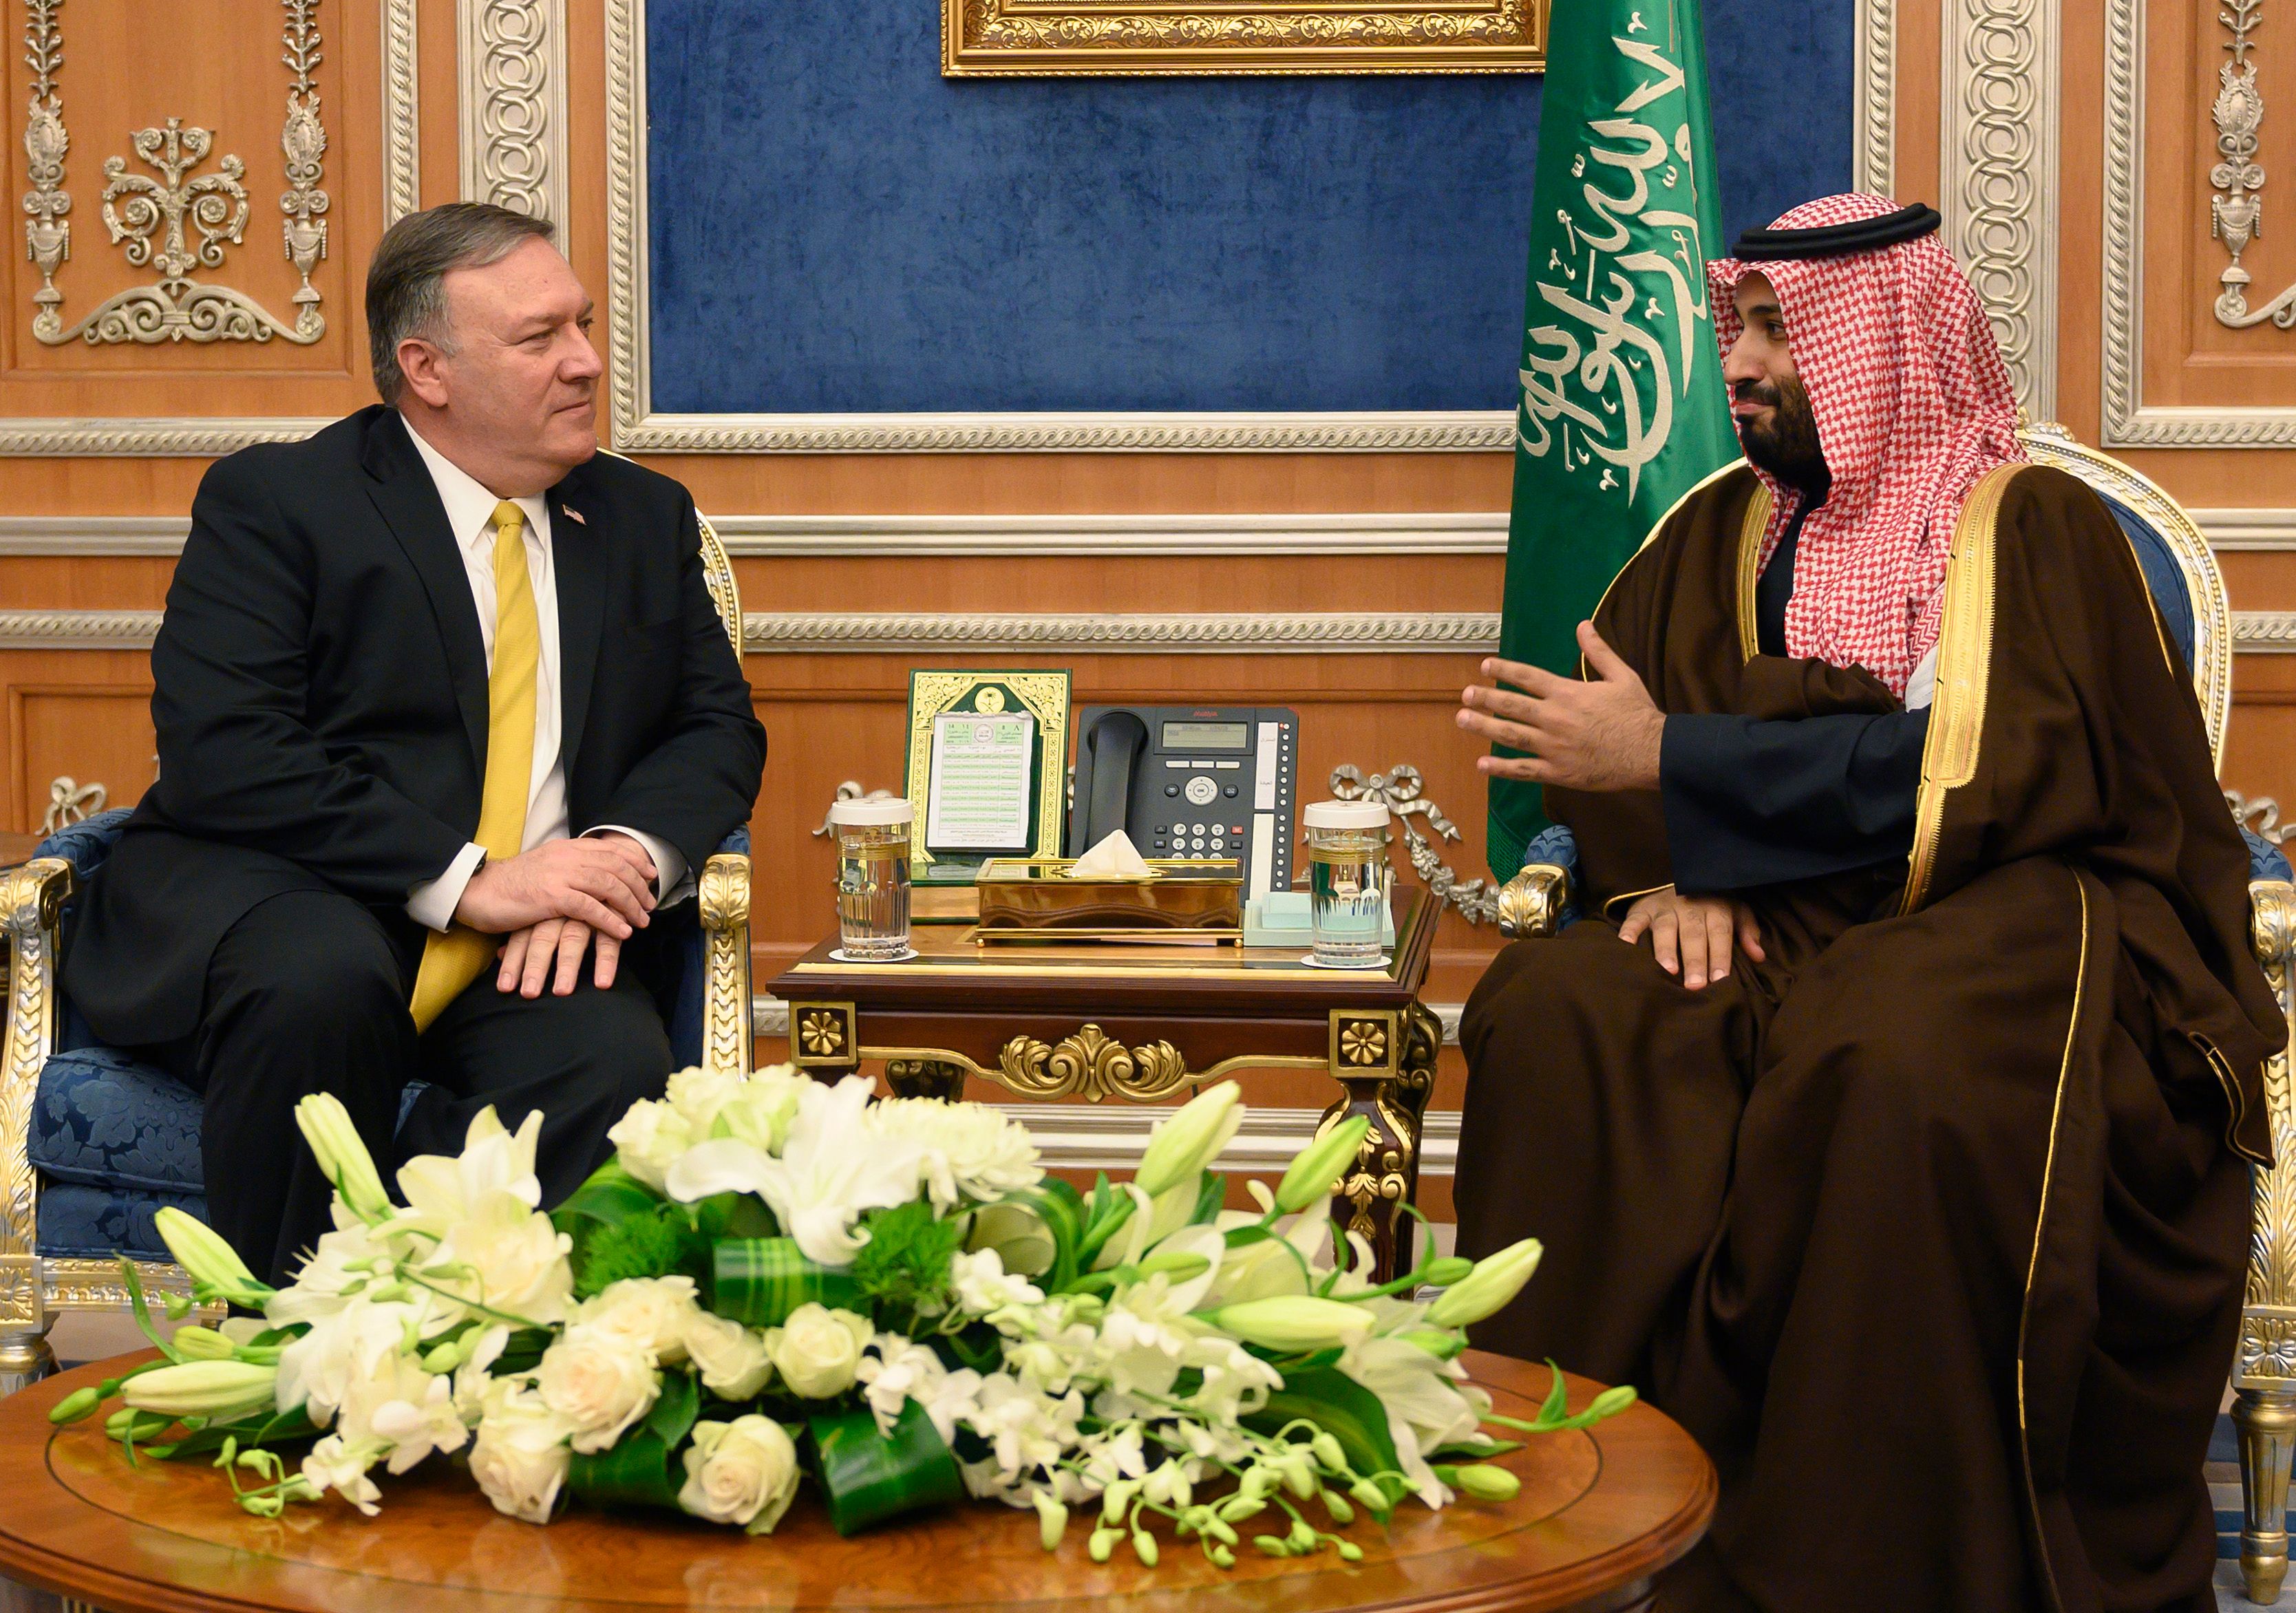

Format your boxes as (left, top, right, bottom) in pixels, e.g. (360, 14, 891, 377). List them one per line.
(0, 1350, 1713, 1613)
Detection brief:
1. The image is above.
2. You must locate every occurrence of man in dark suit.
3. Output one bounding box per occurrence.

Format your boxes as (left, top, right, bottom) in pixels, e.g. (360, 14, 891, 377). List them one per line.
(65, 203, 767, 1283)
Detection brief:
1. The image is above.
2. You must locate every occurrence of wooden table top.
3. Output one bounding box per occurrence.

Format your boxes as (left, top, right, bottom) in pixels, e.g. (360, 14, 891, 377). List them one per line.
(770, 889, 1438, 1017)
(0, 1351, 1712, 1613)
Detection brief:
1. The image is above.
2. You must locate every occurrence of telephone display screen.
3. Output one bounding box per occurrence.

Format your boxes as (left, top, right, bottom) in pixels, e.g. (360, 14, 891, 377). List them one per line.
(1160, 720, 1249, 751)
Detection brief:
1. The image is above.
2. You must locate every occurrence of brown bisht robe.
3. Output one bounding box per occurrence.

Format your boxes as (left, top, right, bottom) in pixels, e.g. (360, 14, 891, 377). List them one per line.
(1455, 461, 2284, 1613)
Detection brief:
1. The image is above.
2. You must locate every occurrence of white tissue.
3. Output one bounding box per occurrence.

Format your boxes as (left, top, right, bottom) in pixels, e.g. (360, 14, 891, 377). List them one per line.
(1068, 829, 1158, 880)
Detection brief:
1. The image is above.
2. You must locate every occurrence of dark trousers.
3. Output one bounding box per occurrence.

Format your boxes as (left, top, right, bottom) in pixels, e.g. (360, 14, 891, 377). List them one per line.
(154, 889, 672, 1286)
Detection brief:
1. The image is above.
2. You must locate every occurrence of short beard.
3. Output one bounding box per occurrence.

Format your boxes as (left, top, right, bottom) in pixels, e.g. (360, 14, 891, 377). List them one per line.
(1734, 375, 1828, 497)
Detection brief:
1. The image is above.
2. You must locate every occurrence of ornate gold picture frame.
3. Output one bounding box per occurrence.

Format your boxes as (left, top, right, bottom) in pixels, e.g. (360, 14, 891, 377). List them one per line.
(941, 0, 1546, 77)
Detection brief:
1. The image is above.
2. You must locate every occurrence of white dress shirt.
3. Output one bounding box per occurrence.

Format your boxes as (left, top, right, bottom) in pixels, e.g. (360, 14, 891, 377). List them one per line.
(403, 423, 689, 931)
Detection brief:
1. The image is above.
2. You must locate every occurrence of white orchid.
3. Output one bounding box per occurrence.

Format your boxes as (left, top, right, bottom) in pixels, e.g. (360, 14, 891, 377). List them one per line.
(300, 1434, 387, 1516)
(963, 1373, 1087, 1480)
(948, 1248, 1044, 1316)
(857, 1333, 981, 1444)
(664, 1076, 926, 1266)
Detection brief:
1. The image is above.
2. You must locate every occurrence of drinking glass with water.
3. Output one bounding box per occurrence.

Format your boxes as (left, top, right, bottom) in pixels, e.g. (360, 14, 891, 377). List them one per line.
(829, 798, 913, 959)
(1302, 800, 1392, 968)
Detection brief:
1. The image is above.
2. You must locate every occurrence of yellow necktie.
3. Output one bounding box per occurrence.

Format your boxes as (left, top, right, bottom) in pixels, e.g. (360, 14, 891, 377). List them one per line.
(410, 500, 541, 1030)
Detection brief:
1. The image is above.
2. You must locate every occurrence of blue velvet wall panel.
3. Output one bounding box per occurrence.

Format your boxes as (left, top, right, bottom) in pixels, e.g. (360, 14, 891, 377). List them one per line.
(644, 0, 1854, 416)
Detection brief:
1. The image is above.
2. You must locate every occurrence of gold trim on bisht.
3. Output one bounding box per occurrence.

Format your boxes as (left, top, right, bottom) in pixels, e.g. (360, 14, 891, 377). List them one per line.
(1736, 480, 1776, 662)
(1902, 464, 2021, 915)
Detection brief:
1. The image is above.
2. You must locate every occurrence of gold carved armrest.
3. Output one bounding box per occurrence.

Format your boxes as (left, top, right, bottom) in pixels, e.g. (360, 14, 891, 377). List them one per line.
(697, 851, 753, 1080)
(1, 859, 71, 1291)
(2242, 880, 2296, 1374)
(1496, 862, 1572, 941)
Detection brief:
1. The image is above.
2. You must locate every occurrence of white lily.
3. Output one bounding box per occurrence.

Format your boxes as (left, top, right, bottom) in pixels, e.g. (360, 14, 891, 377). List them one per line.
(663, 1076, 925, 1267)
(1337, 1334, 1487, 1507)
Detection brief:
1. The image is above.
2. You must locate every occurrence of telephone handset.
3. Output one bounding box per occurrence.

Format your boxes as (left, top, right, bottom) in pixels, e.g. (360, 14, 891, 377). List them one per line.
(1067, 705, 1299, 901)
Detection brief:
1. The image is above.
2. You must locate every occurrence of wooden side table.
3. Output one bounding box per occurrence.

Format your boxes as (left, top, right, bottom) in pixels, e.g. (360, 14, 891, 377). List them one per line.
(0, 1352, 1715, 1613)
(770, 890, 1442, 1279)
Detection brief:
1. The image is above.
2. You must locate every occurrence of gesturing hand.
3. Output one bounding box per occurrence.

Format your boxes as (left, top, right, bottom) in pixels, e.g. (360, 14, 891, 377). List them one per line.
(497, 918, 620, 998)
(1617, 887, 1765, 990)
(1457, 621, 1666, 793)
(454, 835, 657, 939)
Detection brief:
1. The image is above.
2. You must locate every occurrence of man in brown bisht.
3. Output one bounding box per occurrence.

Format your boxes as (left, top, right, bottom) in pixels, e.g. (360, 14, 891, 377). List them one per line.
(1451, 191, 2284, 1612)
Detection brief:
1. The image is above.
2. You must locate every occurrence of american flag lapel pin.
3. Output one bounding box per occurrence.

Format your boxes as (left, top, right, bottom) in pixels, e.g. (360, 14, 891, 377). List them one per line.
(564, 506, 587, 526)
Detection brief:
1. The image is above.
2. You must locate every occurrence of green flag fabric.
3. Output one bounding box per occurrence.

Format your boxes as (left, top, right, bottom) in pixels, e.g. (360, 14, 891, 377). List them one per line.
(1486, 0, 1738, 881)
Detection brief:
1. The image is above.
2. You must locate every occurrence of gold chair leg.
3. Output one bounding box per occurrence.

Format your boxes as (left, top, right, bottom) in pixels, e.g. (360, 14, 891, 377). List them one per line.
(0, 1318, 56, 1397)
(2238, 1385, 2296, 1604)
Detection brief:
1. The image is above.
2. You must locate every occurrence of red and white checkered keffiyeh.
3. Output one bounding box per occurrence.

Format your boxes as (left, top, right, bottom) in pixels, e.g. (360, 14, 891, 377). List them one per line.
(1707, 192, 2025, 698)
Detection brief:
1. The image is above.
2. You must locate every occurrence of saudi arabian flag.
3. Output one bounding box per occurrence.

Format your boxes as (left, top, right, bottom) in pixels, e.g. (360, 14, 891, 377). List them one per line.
(1486, 0, 1737, 880)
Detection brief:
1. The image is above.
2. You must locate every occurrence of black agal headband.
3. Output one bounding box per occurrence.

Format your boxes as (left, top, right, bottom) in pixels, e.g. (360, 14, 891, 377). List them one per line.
(1727, 203, 1942, 261)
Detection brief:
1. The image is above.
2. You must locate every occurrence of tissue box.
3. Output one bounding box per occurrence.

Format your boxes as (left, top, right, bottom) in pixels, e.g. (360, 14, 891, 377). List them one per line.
(975, 857, 1243, 936)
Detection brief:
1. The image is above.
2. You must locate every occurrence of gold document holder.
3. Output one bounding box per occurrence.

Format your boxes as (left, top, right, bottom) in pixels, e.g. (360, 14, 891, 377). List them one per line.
(974, 857, 1243, 942)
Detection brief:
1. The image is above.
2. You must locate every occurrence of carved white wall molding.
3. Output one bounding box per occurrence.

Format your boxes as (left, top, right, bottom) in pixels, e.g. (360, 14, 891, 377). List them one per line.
(599, 0, 1510, 454)
(458, 0, 567, 246)
(0, 418, 331, 457)
(1853, 0, 1895, 195)
(2103, 0, 2296, 444)
(2238, 612, 2296, 651)
(0, 608, 1508, 655)
(2, 0, 418, 453)
(31, 3, 330, 346)
(17, 506, 2296, 557)
(383, 0, 421, 224)
(740, 612, 1502, 655)
(2209, 0, 2290, 328)
(1939, 0, 2057, 416)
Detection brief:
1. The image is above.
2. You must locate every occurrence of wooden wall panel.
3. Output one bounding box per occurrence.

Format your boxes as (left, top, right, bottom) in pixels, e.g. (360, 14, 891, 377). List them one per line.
(2, 658, 153, 832)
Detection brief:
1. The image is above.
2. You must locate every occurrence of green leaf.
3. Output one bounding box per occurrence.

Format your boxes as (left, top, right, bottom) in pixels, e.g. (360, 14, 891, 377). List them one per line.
(1538, 1361, 1569, 1427)
(808, 1400, 965, 1537)
(692, 1191, 779, 1243)
(1429, 1435, 1524, 1461)
(1004, 1180, 1085, 1295)
(1242, 1365, 1401, 1513)
(1190, 1172, 1227, 1227)
(646, 1370, 701, 1449)
(710, 1239, 864, 1327)
(567, 1430, 684, 1511)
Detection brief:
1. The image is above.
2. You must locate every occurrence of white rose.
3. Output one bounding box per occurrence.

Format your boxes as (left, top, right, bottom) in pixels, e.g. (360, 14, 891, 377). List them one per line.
(536, 1325, 663, 1453)
(763, 1303, 872, 1399)
(683, 1310, 774, 1400)
(666, 1066, 746, 1134)
(678, 1415, 801, 1533)
(575, 1276, 701, 1367)
(469, 1378, 576, 1524)
(606, 1100, 695, 1193)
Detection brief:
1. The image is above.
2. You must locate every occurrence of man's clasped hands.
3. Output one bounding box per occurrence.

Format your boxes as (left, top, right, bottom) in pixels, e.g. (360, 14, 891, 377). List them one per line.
(1454, 617, 1765, 992)
(454, 829, 660, 999)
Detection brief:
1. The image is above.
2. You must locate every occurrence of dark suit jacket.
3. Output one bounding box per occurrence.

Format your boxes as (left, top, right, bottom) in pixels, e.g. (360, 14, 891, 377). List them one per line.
(65, 406, 768, 1046)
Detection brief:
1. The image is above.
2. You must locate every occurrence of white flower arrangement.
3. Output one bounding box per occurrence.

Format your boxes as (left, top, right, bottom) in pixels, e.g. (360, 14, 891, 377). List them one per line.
(56, 1071, 1629, 1567)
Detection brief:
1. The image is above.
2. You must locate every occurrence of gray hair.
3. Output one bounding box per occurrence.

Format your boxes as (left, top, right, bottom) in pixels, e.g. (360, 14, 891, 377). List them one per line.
(365, 202, 555, 406)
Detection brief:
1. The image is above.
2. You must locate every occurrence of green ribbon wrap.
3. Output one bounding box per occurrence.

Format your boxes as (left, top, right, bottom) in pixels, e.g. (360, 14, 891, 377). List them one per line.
(711, 1237, 864, 1327)
(808, 1400, 966, 1537)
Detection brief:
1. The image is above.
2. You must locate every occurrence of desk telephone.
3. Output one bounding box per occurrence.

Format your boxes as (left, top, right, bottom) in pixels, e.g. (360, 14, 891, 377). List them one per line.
(1066, 705, 1299, 901)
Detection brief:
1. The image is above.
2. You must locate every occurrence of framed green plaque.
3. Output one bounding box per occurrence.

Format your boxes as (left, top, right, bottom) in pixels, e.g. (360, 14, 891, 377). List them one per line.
(902, 670, 1072, 880)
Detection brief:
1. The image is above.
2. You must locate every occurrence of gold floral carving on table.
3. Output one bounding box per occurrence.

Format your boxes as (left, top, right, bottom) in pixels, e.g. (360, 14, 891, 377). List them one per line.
(1337, 1021, 1387, 1067)
(24, 0, 329, 345)
(943, 0, 1544, 77)
(996, 1025, 1194, 1103)
(793, 1004, 858, 1068)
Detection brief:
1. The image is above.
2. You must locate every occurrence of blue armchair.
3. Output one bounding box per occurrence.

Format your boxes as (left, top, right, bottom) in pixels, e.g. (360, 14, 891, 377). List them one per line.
(1489, 423, 2296, 1605)
(0, 504, 756, 1393)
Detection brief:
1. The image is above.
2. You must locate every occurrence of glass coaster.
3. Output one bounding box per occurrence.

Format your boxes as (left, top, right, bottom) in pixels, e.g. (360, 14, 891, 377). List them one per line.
(1299, 952, 1392, 970)
(830, 946, 919, 963)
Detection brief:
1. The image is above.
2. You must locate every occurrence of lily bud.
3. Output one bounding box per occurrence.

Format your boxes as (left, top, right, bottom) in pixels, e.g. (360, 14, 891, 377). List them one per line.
(1136, 1249, 1212, 1282)
(292, 1094, 394, 1221)
(1273, 1114, 1370, 1214)
(1032, 1492, 1069, 1551)
(1394, 1326, 1468, 1360)
(153, 1208, 275, 1310)
(1424, 1238, 1544, 1329)
(122, 1359, 277, 1422)
(1454, 1464, 1522, 1502)
(1210, 1295, 1375, 1354)
(1134, 1082, 1244, 1198)
(1420, 1257, 1474, 1288)
(169, 1326, 237, 1362)
(1087, 1528, 1118, 1563)
(48, 1386, 101, 1425)
(1131, 1530, 1159, 1567)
